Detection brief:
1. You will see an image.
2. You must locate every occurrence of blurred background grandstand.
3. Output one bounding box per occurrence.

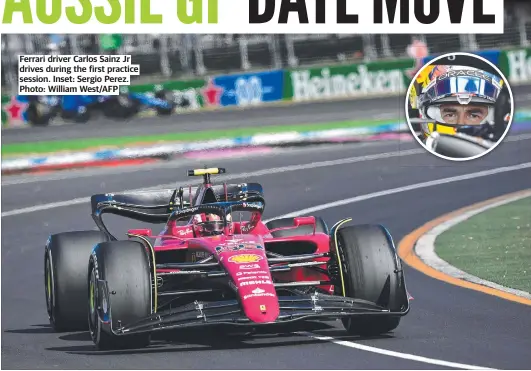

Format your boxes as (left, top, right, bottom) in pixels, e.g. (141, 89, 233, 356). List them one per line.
(2, 2, 531, 92)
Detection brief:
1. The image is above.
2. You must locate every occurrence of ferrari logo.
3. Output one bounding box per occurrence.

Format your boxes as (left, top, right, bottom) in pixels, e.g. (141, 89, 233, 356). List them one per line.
(259, 305, 266, 312)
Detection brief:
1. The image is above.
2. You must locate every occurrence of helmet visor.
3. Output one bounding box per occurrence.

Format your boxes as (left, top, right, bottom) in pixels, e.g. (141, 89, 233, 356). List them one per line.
(423, 75, 501, 104)
(197, 221, 224, 236)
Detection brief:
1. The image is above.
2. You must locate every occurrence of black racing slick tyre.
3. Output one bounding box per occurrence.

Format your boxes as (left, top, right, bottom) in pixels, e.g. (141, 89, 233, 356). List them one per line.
(88, 241, 152, 350)
(44, 231, 109, 332)
(334, 224, 407, 336)
(266, 217, 328, 238)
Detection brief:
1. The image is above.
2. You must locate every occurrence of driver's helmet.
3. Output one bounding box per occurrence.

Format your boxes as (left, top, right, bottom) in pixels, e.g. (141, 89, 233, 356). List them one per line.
(192, 213, 232, 236)
(193, 213, 224, 236)
(415, 65, 503, 140)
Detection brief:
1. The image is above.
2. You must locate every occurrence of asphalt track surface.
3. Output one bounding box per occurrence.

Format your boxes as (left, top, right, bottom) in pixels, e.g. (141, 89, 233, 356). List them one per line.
(4, 84, 531, 144)
(2, 122, 531, 369)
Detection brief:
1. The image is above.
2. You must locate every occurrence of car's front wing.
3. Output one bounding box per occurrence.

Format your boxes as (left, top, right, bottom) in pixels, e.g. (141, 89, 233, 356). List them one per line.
(100, 292, 410, 336)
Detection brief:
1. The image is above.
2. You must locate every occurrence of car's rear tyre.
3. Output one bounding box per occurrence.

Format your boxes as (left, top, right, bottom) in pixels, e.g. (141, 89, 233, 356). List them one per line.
(335, 224, 407, 336)
(88, 240, 152, 350)
(266, 216, 328, 238)
(44, 231, 109, 332)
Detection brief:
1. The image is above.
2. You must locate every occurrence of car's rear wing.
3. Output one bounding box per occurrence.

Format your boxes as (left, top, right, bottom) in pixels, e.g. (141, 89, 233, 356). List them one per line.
(90, 190, 178, 240)
(90, 190, 177, 217)
(90, 181, 264, 218)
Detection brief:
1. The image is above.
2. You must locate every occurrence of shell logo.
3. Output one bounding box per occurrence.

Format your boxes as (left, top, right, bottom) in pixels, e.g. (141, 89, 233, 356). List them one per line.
(228, 254, 262, 264)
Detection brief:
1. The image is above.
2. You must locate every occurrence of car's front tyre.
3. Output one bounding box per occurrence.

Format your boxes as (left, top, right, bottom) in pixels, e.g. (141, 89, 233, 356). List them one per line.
(334, 224, 408, 336)
(88, 240, 152, 350)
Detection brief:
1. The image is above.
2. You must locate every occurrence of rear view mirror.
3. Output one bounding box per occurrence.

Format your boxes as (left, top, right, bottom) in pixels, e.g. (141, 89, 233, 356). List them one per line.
(294, 217, 316, 227)
(268, 216, 318, 236)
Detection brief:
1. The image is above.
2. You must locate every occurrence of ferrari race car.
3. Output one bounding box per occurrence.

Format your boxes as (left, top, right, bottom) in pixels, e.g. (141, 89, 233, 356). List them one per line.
(44, 168, 411, 350)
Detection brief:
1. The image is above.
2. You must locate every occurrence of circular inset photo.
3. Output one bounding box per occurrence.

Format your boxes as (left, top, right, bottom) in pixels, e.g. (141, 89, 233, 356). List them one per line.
(406, 52, 514, 161)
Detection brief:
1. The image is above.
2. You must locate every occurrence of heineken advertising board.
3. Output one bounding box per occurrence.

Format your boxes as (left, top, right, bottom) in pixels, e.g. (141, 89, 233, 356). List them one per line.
(499, 48, 531, 85)
(284, 59, 415, 102)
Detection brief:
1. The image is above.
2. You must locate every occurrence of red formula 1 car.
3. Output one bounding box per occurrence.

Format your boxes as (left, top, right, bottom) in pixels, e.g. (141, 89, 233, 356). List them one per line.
(44, 167, 410, 350)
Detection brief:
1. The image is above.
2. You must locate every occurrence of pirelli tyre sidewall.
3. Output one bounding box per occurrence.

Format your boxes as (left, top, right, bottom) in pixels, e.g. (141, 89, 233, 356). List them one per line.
(334, 224, 407, 336)
(88, 240, 152, 350)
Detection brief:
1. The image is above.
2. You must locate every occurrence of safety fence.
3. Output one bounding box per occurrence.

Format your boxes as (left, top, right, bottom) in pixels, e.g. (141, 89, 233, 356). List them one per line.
(2, 47, 531, 128)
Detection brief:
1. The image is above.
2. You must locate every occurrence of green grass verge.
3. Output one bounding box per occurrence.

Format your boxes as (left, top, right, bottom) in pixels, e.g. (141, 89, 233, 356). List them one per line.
(2, 119, 393, 157)
(436, 196, 531, 293)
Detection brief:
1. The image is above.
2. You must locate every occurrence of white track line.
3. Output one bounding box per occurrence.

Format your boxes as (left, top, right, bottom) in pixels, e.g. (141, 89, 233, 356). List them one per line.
(265, 162, 531, 222)
(416, 190, 531, 299)
(4, 155, 531, 219)
(0, 148, 423, 217)
(2, 132, 530, 216)
(298, 332, 495, 370)
(3, 131, 530, 187)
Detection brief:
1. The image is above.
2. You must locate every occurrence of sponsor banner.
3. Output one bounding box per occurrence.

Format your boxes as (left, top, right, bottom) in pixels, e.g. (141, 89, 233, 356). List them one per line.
(421, 50, 502, 68)
(284, 59, 415, 102)
(211, 70, 284, 108)
(498, 48, 531, 85)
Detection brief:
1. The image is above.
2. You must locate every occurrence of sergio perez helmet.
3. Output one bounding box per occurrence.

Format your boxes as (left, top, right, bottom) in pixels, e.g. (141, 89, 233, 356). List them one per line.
(417, 65, 504, 138)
